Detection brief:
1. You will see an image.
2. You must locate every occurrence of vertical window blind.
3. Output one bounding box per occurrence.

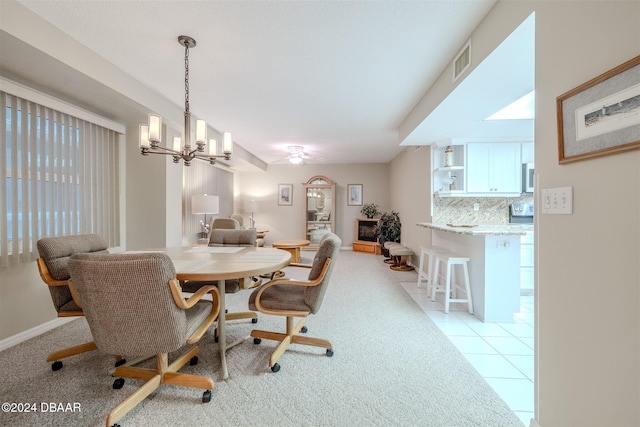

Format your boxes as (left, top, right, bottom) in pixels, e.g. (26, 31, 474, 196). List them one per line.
(1, 90, 121, 267)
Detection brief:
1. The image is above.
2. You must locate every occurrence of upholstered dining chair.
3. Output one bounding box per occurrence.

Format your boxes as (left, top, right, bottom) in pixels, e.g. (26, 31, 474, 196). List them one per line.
(231, 213, 266, 247)
(68, 252, 220, 427)
(182, 228, 260, 340)
(209, 217, 240, 232)
(249, 233, 341, 372)
(36, 234, 110, 371)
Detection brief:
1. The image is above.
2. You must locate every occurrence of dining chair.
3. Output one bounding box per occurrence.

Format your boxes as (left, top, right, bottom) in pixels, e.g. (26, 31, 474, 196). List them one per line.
(68, 252, 220, 427)
(36, 234, 111, 371)
(209, 217, 240, 231)
(182, 228, 260, 341)
(249, 233, 341, 372)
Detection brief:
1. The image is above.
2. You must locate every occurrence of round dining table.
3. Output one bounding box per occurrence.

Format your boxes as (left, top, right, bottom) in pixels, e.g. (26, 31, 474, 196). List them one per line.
(162, 245, 291, 380)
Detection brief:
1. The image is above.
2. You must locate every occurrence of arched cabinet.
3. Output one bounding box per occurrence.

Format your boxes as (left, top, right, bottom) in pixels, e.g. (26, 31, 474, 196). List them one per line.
(303, 176, 336, 248)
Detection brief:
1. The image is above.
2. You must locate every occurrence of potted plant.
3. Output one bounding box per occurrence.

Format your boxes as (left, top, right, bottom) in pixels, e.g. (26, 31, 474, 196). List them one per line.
(376, 211, 401, 256)
(361, 203, 380, 219)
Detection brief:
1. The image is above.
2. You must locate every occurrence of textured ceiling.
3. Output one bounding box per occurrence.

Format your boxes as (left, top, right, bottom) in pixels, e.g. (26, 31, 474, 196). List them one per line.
(14, 0, 503, 166)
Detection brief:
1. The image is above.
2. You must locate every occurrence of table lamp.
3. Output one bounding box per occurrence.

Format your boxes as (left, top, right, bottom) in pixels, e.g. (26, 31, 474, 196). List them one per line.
(192, 194, 220, 239)
(245, 199, 259, 229)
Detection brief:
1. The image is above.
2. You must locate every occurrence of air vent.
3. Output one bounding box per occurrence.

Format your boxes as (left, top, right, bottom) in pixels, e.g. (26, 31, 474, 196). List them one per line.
(453, 41, 471, 82)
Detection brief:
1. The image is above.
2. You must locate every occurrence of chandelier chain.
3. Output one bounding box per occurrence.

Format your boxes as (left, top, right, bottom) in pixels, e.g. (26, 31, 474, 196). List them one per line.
(184, 42, 190, 114)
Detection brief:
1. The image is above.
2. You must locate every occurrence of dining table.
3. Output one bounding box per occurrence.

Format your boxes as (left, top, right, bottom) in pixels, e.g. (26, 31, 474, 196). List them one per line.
(161, 245, 291, 379)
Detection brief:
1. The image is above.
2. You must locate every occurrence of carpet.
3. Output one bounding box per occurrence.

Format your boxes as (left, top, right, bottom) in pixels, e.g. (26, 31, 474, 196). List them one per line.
(0, 250, 523, 427)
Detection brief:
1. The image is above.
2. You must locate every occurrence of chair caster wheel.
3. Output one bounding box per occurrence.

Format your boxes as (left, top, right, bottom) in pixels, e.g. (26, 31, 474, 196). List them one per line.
(271, 363, 280, 373)
(114, 358, 127, 367)
(252, 318, 258, 323)
(113, 378, 125, 389)
(202, 390, 212, 403)
(189, 356, 198, 366)
(253, 338, 261, 344)
(51, 361, 63, 371)
(301, 326, 308, 333)
(326, 349, 334, 357)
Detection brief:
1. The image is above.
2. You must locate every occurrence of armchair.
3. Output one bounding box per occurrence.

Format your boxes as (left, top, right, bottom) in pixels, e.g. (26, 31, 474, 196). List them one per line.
(182, 228, 260, 340)
(249, 233, 341, 372)
(68, 252, 220, 427)
(36, 234, 109, 370)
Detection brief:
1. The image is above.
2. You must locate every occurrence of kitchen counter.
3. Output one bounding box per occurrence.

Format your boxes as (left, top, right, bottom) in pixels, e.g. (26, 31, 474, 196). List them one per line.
(418, 222, 530, 322)
(417, 222, 532, 236)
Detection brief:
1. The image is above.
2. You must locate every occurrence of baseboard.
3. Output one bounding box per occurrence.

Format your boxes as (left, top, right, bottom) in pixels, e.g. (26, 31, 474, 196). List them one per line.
(0, 317, 76, 352)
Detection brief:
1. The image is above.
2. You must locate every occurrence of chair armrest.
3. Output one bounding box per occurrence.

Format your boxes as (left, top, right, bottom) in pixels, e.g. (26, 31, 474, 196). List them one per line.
(168, 278, 219, 310)
(169, 278, 221, 344)
(36, 258, 68, 287)
(253, 259, 331, 316)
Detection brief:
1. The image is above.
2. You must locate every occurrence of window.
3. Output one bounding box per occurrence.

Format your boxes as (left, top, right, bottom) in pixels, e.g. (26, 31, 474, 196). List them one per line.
(1, 90, 121, 266)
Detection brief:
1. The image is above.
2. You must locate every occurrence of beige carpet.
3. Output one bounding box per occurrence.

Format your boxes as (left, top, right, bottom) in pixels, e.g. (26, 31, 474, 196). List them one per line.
(0, 250, 523, 426)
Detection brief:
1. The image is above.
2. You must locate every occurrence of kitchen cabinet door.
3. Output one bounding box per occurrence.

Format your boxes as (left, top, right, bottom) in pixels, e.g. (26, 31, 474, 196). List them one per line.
(466, 143, 521, 194)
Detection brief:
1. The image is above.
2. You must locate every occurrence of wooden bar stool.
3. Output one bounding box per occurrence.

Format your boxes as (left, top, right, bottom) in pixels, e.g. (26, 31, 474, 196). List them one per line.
(430, 251, 474, 314)
(389, 246, 414, 271)
(416, 245, 446, 293)
(383, 241, 402, 264)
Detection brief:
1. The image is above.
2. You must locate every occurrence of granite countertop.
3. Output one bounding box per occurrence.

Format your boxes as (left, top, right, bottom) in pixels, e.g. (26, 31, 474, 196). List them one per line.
(416, 222, 533, 236)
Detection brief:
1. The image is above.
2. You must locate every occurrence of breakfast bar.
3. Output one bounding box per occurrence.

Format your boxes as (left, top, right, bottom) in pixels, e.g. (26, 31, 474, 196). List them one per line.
(417, 222, 533, 322)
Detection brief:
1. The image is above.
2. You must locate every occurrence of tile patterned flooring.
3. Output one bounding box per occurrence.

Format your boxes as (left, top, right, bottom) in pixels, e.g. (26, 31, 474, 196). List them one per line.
(400, 282, 534, 426)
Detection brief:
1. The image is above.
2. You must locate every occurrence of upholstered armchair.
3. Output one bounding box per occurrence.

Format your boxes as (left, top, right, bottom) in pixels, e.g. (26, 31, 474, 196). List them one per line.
(249, 233, 341, 372)
(231, 213, 266, 247)
(182, 228, 260, 340)
(68, 252, 220, 427)
(209, 217, 240, 231)
(36, 234, 109, 370)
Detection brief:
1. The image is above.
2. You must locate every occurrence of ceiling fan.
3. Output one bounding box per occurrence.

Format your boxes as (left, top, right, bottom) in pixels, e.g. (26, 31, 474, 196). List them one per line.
(273, 145, 315, 165)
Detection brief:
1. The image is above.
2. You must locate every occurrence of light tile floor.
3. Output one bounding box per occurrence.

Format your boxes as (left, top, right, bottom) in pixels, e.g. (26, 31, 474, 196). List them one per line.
(400, 281, 534, 426)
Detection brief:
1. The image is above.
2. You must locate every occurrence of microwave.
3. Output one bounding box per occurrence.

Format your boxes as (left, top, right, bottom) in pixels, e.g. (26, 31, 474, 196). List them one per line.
(522, 163, 534, 193)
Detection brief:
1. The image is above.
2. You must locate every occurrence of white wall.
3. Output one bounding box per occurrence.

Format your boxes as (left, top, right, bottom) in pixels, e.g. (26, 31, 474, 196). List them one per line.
(532, 2, 639, 426)
(392, 1, 640, 425)
(235, 163, 390, 246)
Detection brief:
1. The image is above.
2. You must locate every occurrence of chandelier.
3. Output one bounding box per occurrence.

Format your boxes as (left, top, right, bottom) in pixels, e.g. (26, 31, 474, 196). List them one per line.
(139, 35, 232, 166)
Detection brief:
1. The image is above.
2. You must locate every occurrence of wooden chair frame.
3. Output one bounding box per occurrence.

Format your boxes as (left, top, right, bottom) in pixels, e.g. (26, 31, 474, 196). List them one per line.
(250, 259, 333, 370)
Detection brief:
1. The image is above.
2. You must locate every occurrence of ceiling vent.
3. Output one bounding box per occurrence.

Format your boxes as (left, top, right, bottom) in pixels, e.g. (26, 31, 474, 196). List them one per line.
(453, 40, 471, 82)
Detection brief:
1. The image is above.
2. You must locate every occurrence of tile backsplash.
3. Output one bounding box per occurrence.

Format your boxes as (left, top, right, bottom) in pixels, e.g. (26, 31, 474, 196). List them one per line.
(433, 195, 534, 224)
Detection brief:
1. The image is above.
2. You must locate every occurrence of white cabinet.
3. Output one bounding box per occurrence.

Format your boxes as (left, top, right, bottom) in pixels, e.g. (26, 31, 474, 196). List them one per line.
(466, 143, 522, 194)
(433, 144, 465, 195)
(520, 231, 534, 294)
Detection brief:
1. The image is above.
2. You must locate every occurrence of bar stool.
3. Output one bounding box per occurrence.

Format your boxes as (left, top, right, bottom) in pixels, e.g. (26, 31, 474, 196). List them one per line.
(383, 241, 401, 264)
(430, 251, 474, 314)
(416, 245, 446, 293)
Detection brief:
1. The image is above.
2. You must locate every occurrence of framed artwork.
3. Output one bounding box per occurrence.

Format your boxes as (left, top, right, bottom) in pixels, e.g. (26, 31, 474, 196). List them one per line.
(557, 55, 640, 164)
(347, 184, 363, 206)
(277, 184, 293, 206)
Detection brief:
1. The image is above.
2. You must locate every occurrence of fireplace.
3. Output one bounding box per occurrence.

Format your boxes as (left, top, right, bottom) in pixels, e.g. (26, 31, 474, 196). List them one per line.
(353, 218, 381, 254)
(357, 219, 378, 242)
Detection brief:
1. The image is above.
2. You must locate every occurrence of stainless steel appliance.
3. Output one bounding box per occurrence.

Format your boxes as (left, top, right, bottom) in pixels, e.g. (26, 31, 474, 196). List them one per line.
(522, 163, 534, 193)
(509, 201, 534, 224)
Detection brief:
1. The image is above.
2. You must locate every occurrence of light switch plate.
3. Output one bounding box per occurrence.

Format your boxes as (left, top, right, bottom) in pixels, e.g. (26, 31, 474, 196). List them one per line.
(541, 186, 573, 214)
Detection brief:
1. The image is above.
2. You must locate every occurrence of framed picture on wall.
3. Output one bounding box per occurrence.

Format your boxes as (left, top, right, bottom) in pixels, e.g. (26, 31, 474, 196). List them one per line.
(557, 55, 640, 163)
(347, 184, 363, 206)
(278, 184, 293, 206)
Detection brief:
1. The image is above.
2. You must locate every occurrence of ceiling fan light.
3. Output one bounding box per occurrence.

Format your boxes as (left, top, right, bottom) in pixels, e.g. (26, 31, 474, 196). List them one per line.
(289, 156, 303, 165)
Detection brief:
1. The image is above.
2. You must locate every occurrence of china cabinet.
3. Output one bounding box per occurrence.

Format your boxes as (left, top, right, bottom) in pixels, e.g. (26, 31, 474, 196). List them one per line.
(302, 176, 336, 249)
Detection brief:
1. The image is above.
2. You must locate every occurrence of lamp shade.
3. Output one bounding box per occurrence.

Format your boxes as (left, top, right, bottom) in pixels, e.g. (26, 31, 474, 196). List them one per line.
(192, 194, 219, 214)
(245, 199, 259, 213)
